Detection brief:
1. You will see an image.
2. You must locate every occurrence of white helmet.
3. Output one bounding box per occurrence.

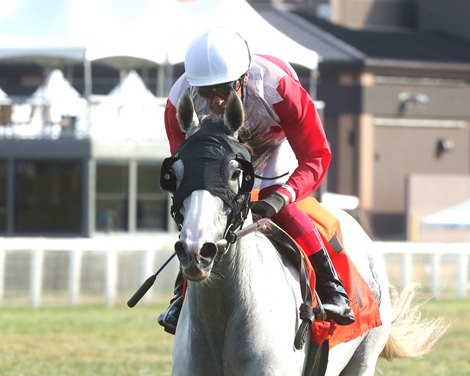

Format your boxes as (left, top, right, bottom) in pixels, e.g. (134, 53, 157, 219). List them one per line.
(184, 28, 251, 87)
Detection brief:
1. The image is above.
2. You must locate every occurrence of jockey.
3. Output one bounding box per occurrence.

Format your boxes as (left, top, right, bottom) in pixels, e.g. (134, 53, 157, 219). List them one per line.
(158, 28, 355, 334)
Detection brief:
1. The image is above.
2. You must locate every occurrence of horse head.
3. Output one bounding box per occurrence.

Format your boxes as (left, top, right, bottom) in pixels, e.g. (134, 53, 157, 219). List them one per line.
(160, 90, 254, 281)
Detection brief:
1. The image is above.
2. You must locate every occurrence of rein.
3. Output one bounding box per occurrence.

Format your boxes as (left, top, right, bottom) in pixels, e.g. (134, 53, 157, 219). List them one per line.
(254, 171, 289, 180)
(220, 217, 321, 350)
(262, 221, 321, 350)
(126, 219, 268, 309)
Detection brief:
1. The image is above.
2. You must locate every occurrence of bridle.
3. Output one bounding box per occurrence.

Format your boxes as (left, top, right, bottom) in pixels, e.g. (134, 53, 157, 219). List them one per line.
(160, 121, 255, 251)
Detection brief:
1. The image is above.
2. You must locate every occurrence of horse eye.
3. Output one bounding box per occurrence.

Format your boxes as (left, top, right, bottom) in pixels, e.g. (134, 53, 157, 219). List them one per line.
(231, 169, 241, 181)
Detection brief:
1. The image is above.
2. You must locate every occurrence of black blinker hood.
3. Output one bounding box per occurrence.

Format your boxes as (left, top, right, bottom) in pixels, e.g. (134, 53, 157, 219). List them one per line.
(162, 120, 254, 227)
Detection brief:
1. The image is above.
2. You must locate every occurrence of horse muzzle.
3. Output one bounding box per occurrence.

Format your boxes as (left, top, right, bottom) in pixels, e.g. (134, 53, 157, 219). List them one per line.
(174, 240, 219, 281)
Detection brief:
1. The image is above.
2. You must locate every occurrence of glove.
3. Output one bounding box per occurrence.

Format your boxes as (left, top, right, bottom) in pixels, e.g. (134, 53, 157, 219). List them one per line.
(251, 192, 287, 218)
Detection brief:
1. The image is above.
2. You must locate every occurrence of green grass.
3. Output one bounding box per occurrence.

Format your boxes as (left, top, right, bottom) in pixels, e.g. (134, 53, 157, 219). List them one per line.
(0, 304, 174, 376)
(376, 299, 470, 376)
(0, 299, 469, 375)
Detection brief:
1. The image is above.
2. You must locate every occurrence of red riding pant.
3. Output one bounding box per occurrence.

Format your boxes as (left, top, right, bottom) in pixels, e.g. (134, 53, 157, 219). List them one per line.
(258, 186, 326, 256)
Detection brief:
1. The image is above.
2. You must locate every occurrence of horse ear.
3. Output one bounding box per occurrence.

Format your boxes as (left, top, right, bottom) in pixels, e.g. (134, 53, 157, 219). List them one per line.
(224, 90, 244, 134)
(177, 89, 197, 133)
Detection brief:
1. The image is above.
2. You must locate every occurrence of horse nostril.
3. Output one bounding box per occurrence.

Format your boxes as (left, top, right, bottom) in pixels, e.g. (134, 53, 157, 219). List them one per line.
(200, 242, 218, 266)
(174, 241, 189, 264)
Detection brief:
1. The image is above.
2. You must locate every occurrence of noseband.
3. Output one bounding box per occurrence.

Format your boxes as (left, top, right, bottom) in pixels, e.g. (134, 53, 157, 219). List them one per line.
(160, 121, 255, 247)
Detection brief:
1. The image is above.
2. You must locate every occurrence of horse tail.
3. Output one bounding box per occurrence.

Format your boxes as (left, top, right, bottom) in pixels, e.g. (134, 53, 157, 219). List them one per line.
(380, 284, 449, 360)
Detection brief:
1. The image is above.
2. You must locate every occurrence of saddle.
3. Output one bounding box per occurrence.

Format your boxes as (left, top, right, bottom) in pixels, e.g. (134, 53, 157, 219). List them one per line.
(254, 192, 383, 349)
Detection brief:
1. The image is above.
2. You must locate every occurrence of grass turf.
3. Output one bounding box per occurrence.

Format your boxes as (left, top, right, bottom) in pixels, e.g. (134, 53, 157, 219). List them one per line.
(0, 299, 468, 375)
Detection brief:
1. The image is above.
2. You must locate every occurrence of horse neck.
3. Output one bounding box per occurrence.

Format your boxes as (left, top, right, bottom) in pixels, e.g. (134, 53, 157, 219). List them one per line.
(179, 218, 307, 373)
(185, 217, 262, 326)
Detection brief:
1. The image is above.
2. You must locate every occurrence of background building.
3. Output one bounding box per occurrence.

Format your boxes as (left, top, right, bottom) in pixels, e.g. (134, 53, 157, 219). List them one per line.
(0, 0, 317, 237)
(1, 0, 469, 241)
(255, 0, 470, 240)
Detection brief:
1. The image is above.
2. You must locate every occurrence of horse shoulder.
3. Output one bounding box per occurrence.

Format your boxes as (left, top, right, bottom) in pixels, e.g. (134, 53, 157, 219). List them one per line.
(221, 233, 309, 375)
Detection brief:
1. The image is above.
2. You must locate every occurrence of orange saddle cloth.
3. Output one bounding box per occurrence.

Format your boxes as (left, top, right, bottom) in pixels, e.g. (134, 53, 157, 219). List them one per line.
(252, 191, 382, 348)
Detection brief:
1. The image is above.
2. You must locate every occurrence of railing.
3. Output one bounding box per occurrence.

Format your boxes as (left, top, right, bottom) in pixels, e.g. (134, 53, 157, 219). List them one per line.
(0, 98, 169, 141)
(0, 235, 178, 307)
(376, 241, 470, 299)
(0, 237, 469, 307)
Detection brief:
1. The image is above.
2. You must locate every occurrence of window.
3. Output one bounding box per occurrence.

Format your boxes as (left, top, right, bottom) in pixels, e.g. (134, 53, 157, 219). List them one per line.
(95, 163, 129, 232)
(14, 160, 83, 233)
(137, 163, 168, 230)
(0, 161, 6, 232)
(95, 161, 170, 233)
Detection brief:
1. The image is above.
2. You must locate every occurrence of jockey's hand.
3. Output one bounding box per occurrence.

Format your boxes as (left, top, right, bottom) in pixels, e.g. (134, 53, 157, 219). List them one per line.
(251, 192, 287, 218)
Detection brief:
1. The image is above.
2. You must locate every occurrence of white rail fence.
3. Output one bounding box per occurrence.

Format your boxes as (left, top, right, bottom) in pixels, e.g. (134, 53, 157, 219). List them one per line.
(0, 235, 178, 307)
(0, 237, 469, 307)
(376, 242, 470, 299)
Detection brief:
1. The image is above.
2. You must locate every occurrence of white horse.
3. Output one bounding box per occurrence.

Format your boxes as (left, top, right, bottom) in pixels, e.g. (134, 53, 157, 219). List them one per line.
(163, 90, 447, 376)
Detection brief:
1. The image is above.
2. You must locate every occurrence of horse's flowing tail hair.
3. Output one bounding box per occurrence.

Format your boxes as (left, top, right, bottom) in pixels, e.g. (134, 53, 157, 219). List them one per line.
(380, 284, 449, 360)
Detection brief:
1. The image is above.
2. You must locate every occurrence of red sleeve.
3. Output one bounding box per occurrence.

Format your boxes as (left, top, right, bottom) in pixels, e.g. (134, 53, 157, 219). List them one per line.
(164, 98, 186, 155)
(272, 76, 331, 202)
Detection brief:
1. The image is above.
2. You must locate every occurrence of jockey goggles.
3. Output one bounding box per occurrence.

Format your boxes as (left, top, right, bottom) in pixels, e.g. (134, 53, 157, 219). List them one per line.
(197, 79, 242, 99)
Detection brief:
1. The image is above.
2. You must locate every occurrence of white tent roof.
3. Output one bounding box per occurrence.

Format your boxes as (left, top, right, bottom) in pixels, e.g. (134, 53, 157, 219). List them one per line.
(0, 0, 199, 67)
(28, 69, 82, 105)
(0, 87, 12, 105)
(106, 70, 156, 105)
(421, 199, 470, 228)
(66, 0, 199, 66)
(0, 0, 318, 69)
(91, 71, 166, 140)
(83, 1, 198, 65)
(183, 0, 318, 69)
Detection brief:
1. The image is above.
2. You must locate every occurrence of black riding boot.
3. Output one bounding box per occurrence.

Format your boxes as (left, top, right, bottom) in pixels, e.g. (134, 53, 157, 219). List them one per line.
(309, 248, 355, 326)
(157, 269, 184, 334)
